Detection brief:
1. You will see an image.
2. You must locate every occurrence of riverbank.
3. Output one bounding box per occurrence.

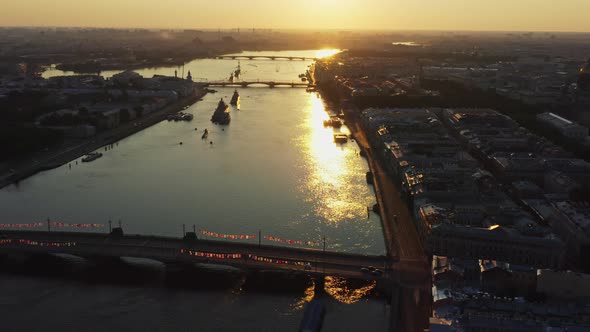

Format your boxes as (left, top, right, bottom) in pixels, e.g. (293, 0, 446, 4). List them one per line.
(0, 88, 207, 189)
(331, 101, 431, 332)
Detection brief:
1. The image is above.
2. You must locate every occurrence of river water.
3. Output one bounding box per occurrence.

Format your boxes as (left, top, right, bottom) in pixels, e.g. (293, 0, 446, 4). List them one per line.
(0, 50, 391, 331)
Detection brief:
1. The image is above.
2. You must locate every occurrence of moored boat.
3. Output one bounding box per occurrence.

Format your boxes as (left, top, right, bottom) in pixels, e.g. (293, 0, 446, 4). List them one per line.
(333, 133, 348, 144)
(330, 116, 342, 128)
(82, 152, 103, 163)
(230, 89, 240, 106)
(211, 98, 231, 125)
(168, 112, 193, 122)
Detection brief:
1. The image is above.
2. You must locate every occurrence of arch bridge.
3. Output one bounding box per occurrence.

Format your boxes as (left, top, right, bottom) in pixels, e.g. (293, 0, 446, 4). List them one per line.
(202, 81, 312, 88)
(214, 55, 318, 61)
(0, 230, 396, 281)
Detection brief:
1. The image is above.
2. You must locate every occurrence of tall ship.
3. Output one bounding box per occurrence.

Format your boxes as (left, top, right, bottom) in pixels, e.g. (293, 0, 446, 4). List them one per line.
(211, 98, 231, 125)
(234, 61, 242, 79)
(230, 89, 240, 106)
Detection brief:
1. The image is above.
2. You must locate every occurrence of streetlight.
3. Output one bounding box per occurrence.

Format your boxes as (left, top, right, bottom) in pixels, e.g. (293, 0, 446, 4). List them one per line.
(323, 236, 327, 275)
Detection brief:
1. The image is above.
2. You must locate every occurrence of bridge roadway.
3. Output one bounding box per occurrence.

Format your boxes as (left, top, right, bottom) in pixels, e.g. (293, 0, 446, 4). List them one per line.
(214, 55, 317, 61)
(201, 81, 311, 88)
(0, 230, 393, 280)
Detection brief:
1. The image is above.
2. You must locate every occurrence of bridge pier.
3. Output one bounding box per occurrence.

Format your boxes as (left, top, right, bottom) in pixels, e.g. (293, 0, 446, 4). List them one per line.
(312, 275, 326, 296)
(388, 281, 401, 332)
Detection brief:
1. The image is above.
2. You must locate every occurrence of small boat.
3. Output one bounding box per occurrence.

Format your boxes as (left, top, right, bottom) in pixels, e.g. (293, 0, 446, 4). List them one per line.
(168, 112, 193, 122)
(333, 134, 348, 144)
(202, 129, 209, 139)
(82, 152, 103, 163)
(330, 116, 343, 128)
(230, 89, 240, 106)
(323, 117, 343, 128)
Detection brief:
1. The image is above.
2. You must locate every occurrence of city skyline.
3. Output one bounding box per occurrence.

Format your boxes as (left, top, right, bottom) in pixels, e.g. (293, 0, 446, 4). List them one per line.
(2, 0, 590, 32)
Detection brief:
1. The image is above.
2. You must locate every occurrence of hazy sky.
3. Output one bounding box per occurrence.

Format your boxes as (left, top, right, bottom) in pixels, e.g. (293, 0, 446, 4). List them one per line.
(2, 0, 590, 32)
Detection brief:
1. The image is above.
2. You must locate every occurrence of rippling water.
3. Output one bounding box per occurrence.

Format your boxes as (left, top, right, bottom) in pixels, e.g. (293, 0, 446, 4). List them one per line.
(1, 50, 390, 331)
(5, 50, 385, 255)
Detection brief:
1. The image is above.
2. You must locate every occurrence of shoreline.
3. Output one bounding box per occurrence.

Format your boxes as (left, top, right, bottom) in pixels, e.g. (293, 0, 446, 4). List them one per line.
(0, 88, 207, 189)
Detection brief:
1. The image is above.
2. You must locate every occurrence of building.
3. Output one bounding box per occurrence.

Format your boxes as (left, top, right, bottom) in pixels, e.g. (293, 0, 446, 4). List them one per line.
(548, 201, 590, 269)
(578, 58, 590, 91)
(536, 112, 588, 139)
(537, 270, 590, 300)
(428, 223, 565, 269)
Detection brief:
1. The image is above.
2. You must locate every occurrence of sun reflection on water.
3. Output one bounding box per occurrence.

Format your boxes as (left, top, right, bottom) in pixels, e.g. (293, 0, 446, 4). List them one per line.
(293, 279, 316, 310)
(324, 276, 376, 305)
(297, 94, 370, 223)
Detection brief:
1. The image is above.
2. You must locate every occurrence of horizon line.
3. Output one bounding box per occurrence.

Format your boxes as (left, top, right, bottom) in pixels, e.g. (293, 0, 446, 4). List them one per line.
(2, 25, 590, 35)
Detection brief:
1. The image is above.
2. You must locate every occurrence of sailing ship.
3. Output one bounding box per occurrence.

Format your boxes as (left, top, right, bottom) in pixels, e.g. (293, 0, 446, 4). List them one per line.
(230, 89, 240, 106)
(211, 98, 231, 125)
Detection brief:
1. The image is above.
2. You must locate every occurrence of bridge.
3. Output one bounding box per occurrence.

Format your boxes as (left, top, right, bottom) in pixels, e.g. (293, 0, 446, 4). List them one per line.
(214, 55, 318, 61)
(0, 229, 396, 281)
(0, 229, 432, 330)
(201, 80, 312, 88)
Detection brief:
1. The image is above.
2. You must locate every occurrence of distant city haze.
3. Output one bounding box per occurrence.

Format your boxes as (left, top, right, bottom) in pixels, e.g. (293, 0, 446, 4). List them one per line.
(2, 0, 590, 32)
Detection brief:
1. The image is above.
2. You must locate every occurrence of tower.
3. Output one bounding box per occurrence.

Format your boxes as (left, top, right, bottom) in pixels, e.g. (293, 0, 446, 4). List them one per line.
(578, 58, 590, 91)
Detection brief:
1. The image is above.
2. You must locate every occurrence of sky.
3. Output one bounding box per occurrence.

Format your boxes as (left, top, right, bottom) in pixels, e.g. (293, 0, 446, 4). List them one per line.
(1, 0, 590, 32)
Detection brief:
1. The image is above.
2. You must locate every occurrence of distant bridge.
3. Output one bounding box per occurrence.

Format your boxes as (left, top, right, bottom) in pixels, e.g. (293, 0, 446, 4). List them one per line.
(0, 230, 395, 281)
(214, 55, 318, 61)
(201, 80, 313, 88)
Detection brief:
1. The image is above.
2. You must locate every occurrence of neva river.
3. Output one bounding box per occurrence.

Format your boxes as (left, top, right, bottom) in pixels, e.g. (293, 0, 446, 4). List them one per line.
(0, 50, 390, 331)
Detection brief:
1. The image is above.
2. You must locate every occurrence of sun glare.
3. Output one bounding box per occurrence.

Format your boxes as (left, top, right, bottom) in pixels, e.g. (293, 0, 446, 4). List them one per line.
(315, 49, 341, 59)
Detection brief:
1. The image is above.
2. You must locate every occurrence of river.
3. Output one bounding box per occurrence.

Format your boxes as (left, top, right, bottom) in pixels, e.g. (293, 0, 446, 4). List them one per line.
(0, 50, 391, 331)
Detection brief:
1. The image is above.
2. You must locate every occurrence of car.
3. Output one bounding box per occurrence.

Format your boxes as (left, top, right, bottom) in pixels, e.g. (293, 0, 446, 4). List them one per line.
(370, 269, 383, 276)
(304, 263, 312, 270)
(360, 267, 370, 273)
(367, 266, 376, 271)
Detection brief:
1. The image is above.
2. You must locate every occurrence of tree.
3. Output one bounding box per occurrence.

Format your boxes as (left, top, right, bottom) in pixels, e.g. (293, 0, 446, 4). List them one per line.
(78, 107, 89, 117)
(133, 105, 144, 118)
(119, 108, 131, 123)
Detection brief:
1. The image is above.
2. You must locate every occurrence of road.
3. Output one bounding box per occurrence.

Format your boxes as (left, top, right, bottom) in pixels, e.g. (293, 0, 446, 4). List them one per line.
(342, 107, 432, 332)
(344, 111, 426, 262)
(0, 230, 389, 281)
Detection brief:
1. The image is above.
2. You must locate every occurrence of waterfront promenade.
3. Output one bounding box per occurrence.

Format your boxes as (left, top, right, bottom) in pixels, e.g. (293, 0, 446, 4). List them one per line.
(0, 89, 207, 189)
(342, 108, 426, 261)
